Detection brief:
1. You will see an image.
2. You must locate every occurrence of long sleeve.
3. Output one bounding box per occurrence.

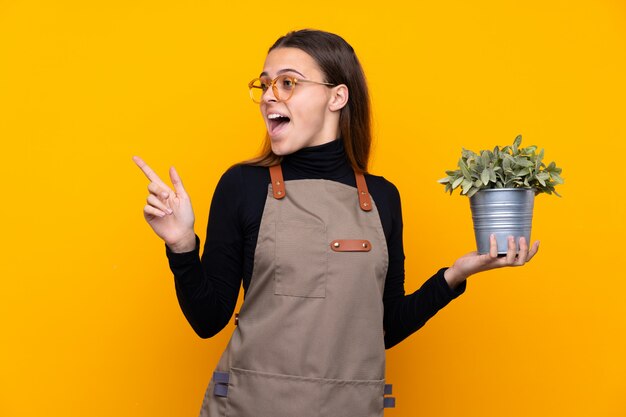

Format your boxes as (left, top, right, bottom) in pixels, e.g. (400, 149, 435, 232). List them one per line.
(377, 179, 466, 349)
(166, 167, 245, 338)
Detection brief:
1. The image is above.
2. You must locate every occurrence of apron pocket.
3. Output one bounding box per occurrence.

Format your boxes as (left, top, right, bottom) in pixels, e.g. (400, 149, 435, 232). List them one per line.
(226, 368, 321, 417)
(274, 221, 327, 298)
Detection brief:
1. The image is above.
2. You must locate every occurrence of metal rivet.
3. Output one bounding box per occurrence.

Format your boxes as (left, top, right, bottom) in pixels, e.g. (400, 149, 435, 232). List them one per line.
(276, 181, 281, 185)
(362, 242, 368, 248)
(333, 242, 340, 248)
(363, 202, 369, 207)
(361, 191, 366, 195)
(277, 190, 282, 195)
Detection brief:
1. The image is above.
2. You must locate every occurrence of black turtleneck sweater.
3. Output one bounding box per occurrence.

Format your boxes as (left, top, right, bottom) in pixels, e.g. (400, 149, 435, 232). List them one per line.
(167, 140, 465, 349)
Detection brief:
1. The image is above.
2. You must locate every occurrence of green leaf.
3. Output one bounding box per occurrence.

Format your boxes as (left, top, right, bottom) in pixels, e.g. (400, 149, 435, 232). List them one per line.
(467, 187, 480, 197)
(515, 157, 534, 168)
(452, 176, 464, 188)
(551, 172, 564, 184)
(537, 172, 550, 180)
(523, 145, 537, 154)
(503, 156, 512, 171)
(461, 179, 473, 194)
(469, 162, 481, 174)
(481, 151, 490, 167)
(535, 148, 544, 168)
(459, 158, 472, 179)
(481, 168, 490, 185)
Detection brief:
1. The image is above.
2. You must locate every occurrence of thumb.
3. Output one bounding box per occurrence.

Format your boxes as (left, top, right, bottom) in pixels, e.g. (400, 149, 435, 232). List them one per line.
(169, 166, 187, 197)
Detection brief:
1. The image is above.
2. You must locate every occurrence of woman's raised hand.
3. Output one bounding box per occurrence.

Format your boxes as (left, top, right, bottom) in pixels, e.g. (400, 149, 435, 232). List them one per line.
(444, 234, 540, 289)
(133, 156, 196, 253)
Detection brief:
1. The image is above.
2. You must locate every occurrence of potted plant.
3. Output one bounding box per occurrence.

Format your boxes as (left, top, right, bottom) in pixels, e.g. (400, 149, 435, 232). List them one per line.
(438, 135, 563, 254)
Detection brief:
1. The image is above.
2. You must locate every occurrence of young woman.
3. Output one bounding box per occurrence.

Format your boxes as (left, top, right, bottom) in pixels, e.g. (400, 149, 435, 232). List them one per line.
(134, 29, 538, 417)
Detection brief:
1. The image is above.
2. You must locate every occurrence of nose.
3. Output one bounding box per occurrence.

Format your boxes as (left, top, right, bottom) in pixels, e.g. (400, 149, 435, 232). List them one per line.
(262, 84, 278, 103)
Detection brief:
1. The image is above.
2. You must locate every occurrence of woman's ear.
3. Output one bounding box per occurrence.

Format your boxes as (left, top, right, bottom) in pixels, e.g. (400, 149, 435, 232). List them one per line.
(328, 84, 349, 112)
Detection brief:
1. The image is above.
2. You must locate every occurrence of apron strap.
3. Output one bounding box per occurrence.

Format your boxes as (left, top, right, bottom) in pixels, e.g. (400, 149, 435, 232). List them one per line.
(213, 371, 230, 398)
(384, 397, 396, 408)
(355, 171, 372, 211)
(330, 239, 372, 252)
(269, 164, 286, 199)
(384, 384, 395, 408)
(269, 164, 372, 212)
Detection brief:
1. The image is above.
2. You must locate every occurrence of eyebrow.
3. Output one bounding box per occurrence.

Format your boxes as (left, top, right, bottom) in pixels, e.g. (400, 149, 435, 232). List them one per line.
(259, 68, 306, 78)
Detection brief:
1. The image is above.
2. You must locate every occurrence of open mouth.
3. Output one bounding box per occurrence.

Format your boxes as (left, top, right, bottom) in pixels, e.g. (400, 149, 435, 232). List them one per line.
(267, 113, 291, 136)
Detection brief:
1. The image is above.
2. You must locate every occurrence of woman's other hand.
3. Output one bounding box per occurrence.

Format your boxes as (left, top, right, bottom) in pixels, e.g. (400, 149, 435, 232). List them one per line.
(133, 156, 196, 253)
(444, 234, 540, 289)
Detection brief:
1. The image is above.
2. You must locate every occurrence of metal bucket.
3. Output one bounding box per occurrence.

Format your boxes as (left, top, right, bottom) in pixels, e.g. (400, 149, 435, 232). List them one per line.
(469, 188, 535, 254)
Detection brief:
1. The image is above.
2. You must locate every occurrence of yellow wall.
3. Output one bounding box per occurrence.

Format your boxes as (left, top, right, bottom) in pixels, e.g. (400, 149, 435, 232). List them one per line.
(2, 1, 625, 416)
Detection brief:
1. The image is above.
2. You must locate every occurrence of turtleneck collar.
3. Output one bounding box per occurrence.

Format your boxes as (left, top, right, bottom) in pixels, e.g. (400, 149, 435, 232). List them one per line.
(282, 139, 353, 180)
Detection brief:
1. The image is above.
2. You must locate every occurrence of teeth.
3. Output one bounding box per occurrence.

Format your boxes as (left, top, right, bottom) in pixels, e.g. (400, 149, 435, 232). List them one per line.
(268, 113, 286, 120)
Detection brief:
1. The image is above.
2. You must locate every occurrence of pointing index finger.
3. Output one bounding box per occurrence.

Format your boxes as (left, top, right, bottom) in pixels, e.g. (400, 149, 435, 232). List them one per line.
(132, 156, 168, 186)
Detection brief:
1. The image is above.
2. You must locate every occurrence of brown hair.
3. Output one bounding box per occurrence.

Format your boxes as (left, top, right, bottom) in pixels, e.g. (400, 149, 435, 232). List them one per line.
(244, 29, 372, 173)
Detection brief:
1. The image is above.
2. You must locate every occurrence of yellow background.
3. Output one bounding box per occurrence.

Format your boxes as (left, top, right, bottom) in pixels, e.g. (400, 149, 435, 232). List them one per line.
(1, 0, 625, 416)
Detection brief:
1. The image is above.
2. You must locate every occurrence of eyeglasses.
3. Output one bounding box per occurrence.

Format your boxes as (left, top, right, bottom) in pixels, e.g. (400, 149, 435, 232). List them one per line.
(248, 74, 335, 103)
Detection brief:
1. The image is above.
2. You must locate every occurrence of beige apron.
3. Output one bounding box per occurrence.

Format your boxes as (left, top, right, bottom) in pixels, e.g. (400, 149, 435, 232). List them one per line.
(200, 165, 394, 417)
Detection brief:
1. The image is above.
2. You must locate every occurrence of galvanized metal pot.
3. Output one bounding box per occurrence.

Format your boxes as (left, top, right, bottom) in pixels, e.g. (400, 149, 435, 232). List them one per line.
(469, 188, 535, 254)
